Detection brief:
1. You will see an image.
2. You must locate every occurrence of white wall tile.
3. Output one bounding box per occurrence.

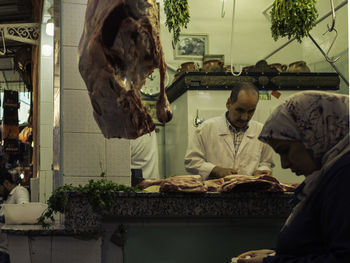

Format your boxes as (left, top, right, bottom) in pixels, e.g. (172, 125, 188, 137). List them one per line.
(62, 46, 86, 90)
(62, 89, 100, 133)
(39, 172, 46, 202)
(63, 133, 106, 176)
(40, 78, 53, 103)
(39, 124, 53, 147)
(45, 171, 53, 201)
(105, 138, 131, 177)
(40, 147, 53, 171)
(40, 56, 53, 79)
(30, 177, 40, 202)
(39, 170, 53, 202)
(39, 101, 54, 125)
(62, 3, 86, 46)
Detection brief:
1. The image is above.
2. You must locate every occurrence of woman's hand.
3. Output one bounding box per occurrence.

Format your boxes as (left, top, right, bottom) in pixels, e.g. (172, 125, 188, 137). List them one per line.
(237, 249, 275, 263)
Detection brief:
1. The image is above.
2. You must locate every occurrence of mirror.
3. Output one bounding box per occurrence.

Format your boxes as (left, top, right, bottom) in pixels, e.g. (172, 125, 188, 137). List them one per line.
(146, 0, 348, 183)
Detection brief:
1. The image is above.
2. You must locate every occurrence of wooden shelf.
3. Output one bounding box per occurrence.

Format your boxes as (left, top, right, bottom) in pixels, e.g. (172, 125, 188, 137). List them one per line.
(166, 71, 340, 103)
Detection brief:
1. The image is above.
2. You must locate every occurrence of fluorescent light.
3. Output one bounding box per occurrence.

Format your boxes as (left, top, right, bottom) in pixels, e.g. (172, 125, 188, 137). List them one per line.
(46, 18, 54, 36)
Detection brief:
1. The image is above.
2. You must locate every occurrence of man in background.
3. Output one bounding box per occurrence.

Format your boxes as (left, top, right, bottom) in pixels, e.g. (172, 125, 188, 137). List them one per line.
(0, 168, 30, 263)
(184, 82, 274, 180)
(130, 130, 160, 185)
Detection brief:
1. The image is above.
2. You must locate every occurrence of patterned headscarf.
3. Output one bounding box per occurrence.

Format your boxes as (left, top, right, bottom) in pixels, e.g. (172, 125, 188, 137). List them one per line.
(259, 91, 349, 225)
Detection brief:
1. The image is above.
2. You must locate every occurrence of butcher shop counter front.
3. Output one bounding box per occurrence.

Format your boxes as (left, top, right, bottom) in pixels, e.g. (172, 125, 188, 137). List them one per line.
(2, 191, 294, 263)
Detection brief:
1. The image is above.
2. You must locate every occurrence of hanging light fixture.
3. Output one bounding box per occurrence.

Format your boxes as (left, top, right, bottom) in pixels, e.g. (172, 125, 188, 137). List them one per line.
(46, 7, 54, 36)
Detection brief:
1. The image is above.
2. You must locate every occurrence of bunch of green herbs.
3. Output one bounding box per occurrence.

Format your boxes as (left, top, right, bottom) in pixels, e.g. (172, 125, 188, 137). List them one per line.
(37, 178, 140, 228)
(270, 0, 318, 43)
(164, 0, 190, 45)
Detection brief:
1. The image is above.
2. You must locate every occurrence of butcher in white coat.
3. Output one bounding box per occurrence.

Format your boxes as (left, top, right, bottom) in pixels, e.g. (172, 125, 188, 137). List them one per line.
(184, 82, 274, 180)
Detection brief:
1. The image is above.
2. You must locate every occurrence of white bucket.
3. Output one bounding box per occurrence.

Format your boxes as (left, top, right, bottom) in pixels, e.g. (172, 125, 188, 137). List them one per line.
(3, 202, 48, 225)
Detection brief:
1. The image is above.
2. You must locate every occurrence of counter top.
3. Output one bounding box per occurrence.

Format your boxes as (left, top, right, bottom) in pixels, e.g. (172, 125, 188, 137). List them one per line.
(2, 192, 294, 235)
(64, 191, 294, 233)
(1, 223, 68, 235)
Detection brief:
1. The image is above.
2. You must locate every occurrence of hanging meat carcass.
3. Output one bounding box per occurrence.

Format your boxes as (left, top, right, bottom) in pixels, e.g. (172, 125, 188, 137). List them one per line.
(78, 0, 172, 139)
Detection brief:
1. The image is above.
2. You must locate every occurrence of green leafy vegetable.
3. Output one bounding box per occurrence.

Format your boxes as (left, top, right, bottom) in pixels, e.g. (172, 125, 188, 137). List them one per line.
(270, 0, 318, 43)
(37, 178, 140, 228)
(164, 0, 190, 45)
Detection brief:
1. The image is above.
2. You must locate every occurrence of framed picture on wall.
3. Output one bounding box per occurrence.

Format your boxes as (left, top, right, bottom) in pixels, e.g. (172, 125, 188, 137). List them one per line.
(174, 33, 209, 60)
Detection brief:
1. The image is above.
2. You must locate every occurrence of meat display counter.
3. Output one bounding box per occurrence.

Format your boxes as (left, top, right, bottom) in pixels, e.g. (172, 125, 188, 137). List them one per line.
(2, 191, 294, 263)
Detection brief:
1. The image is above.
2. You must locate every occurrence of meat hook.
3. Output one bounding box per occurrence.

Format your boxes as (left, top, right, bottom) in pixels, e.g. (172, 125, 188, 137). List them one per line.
(323, 27, 340, 63)
(221, 0, 225, 18)
(325, 0, 336, 33)
(321, 0, 340, 63)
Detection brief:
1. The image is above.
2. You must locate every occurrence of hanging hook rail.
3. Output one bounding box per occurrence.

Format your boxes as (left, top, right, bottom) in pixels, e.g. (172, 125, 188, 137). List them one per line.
(221, 0, 225, 18)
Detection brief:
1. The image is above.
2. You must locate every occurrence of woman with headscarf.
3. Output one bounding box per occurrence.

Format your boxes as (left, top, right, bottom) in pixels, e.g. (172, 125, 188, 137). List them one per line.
(237, 91, 350, 263)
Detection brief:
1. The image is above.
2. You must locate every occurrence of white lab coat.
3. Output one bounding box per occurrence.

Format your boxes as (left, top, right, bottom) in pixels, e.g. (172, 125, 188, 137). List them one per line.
(130, 131, 159, 180)
(184, 115, 274, 180)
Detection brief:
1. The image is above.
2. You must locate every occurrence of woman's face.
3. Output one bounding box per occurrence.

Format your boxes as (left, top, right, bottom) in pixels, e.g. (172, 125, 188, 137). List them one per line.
(268, 139, 321, 176)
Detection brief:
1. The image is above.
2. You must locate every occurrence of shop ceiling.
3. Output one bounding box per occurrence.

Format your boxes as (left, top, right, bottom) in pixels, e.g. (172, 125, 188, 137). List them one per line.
(0, 0, 34, 91)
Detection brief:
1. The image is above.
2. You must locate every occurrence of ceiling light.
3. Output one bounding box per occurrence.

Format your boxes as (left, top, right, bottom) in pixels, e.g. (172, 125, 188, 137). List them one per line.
(46, 18, 54, 36)
(42, 44, 53, 56)
(46, 7, 54, 36)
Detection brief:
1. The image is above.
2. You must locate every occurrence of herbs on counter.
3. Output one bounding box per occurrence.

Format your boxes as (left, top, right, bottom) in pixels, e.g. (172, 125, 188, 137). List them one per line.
(270, 0, 318, 43)
(37, 179, 140, 228)
(164, 0, 190, 45)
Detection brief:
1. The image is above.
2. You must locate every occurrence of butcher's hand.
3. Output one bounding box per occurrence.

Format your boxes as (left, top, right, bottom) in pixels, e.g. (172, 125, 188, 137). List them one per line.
(237, 249, 275, 263)
(253, 170, 272, 176)
(210, 166, 238, 178)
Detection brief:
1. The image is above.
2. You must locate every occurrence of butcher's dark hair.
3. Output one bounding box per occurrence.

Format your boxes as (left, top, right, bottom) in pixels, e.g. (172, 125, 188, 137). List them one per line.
(229, 82, 259, 103)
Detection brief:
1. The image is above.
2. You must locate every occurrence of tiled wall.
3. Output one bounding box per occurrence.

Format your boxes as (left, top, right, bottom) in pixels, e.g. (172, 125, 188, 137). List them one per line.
(38, 19, 54, 201)
(58, 0, 131, 187)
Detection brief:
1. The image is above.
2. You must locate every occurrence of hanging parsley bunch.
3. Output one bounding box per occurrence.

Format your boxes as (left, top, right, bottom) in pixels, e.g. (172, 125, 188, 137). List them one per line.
(164, 0, 190, 45)
(270, 0, 318, 43)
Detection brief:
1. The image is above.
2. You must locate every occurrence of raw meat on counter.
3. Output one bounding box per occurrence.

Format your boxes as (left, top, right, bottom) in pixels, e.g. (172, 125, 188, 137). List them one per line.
(139, 179, 163, 190)
(78, 0, 172, 139)
(159, 175, 207, 193)
(140, 175, 299, 193)
(220, 175, 284, 193)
